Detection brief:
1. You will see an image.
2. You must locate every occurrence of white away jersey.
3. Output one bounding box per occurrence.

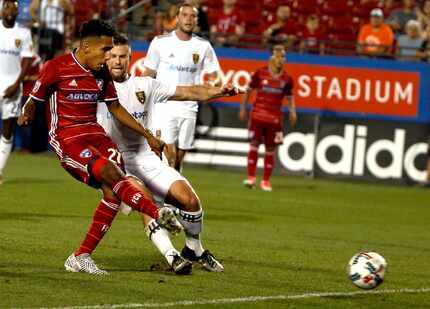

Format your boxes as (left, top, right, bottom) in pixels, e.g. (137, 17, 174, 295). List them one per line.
(0, 22, 33, 93)
(144, 31, 220, 117)
(97, 76, 176, 153)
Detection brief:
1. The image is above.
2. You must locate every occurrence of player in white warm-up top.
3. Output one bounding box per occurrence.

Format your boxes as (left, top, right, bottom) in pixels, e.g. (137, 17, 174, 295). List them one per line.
(97, 34, 238, 273)
(143, 3, 220, 171)
(0, 0, 32, 184)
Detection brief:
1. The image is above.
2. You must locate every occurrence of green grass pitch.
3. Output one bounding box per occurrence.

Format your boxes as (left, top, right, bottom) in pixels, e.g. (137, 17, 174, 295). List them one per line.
(1, 153, 430, 308)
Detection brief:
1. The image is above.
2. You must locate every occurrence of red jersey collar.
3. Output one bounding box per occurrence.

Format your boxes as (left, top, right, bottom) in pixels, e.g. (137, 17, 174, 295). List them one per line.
(71, 49, 90, 73)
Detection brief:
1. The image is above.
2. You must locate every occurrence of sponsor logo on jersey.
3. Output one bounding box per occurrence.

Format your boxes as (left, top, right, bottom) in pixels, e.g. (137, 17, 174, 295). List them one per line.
(66, 92, 99, 101)
(68, 79, 78, 87)
(96, 79, 104, 90)
(15, 39, 21, 49)
(169, 53, 174, 58)
(262, 86, 283, 94)
(135, 91, 146, 104)
(132, 111, 147, 120)
(79, 148, 92, 158)
(168, 64, 197, 73)
(0, 48, 19, 56)
(192, 53, 199, 64)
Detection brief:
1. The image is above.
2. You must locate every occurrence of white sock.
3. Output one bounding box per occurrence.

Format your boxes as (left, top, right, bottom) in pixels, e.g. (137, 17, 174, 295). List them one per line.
(0, 135, 13, 175)
(178, 209, 205, 257)
(185, 235, 204, 257)
(145, 219, 179, 266)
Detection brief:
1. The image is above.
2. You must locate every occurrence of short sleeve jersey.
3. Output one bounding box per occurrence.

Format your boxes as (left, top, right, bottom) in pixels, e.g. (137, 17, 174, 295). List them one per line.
(0, 22, 33, 93)
(30, 52, 118, 140)
(97, 76, 176, 153)
(144, 31, 220, 117)
(249, 66, 293, 124)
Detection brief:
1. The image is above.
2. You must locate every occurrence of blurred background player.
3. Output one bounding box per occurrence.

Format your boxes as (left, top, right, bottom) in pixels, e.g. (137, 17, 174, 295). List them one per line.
(143, 3, 220, 172)
(239, 44, 296, 192)
(19, 20, 182, 275)
(98, 34, 238, 273)
(0, 0, 33, 185)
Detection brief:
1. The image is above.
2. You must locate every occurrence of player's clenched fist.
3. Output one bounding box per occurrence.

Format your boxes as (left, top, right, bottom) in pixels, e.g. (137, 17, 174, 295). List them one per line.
(220, 83, 243, 96)
(145, 128, 166, 158)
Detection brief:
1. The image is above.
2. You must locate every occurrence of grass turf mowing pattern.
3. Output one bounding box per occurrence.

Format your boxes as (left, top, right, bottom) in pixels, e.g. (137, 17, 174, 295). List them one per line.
(0, 153, 429, 308)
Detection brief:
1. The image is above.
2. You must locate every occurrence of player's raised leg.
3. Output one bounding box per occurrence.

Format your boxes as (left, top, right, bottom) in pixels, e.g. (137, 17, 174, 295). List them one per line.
(166, 180, 224, 272)
(62, 140, 182, 275)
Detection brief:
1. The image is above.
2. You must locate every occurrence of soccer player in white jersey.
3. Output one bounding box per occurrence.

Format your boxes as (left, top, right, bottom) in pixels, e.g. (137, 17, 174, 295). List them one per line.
(0, 0, 33, 184)
(143, 3, 220, 171)
(97, 34, 239, 274)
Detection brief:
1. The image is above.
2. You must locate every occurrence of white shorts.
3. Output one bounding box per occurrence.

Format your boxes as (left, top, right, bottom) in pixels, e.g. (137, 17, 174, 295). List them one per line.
(123, 151, 185, 199)
(0, 92, 22, 120)
(159, 115, 197, 150)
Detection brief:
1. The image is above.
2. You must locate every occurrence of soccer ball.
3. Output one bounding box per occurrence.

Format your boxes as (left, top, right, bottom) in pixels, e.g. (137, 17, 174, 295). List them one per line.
(347, 251, 387, 289)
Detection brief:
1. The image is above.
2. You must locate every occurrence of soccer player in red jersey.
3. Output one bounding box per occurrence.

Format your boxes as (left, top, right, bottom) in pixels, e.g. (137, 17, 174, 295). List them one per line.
(18, 20, 183, 275)
(239, 44, 297, 192)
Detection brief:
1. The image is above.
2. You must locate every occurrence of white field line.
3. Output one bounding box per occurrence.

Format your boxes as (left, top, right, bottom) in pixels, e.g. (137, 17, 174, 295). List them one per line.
(13, 288, 430, 309)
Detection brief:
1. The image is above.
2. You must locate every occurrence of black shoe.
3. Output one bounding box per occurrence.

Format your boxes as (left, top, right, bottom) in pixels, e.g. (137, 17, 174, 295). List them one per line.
(181, 246, 200, 262)
(200, 250, 224, 272)
(181, 246, 224, 272)
(171, 253, 192, 275)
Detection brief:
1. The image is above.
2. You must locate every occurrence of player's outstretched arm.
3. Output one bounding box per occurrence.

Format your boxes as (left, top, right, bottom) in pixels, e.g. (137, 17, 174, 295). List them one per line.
(108, 100, 165, 157)
(17, 97, 37, 126)
(170, 84, 242, 102)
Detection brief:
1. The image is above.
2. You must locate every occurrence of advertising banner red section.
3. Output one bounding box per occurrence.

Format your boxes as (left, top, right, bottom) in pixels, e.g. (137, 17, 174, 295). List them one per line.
(130, 51, 419, 117)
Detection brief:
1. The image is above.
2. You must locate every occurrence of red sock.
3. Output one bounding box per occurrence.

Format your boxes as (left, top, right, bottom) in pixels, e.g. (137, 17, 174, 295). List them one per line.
(75, 198, 120, 256)
(263, 151, 275, 181)
(247, 144, 259, 178)
(112, 177, 159, 219)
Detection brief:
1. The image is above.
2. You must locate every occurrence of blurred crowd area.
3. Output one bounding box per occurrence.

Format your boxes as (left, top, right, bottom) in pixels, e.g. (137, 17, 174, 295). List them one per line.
(4, 0, 430, 153)
(8, 0, 430, 62)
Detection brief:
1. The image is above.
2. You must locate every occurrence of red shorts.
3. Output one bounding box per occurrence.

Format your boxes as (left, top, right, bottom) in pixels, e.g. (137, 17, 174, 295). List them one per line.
(52, 132, 124, 189)
(248, 118, 283, 149)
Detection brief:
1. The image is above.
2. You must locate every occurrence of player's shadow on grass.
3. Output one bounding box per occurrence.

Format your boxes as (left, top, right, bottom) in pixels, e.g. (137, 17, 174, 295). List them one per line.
(275, 183, 317, 190)
(102, 253, 180, 275)
(3, 177, 68, 185)
(0, 212, 88, 221)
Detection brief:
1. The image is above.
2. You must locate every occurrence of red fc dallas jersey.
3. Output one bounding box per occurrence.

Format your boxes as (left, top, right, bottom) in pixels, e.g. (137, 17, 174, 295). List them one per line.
(249, 66, 293, 124)
(30, 52, 118, 141)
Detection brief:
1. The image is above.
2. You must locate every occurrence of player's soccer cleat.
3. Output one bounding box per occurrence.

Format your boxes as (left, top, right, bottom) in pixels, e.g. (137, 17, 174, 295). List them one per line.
(260, 180, 273, 192)
(181, 246, 224, 272)
(200, 250, 224, 272)
(157, 207, 183, 236)
(170, 253, 193, 275)
(64, 253, 108, 275)
(243, 176, 256, 189)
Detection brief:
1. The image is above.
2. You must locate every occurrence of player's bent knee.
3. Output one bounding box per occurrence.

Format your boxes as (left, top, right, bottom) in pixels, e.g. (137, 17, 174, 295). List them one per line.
(183, 193, 201, 212)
